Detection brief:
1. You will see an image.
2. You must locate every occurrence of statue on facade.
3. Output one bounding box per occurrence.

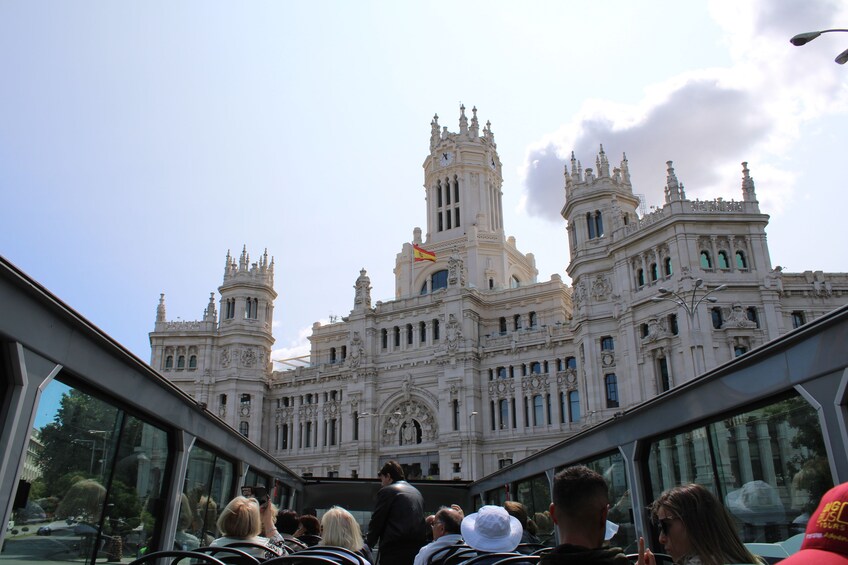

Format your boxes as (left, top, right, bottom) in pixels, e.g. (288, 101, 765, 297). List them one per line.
(446, 314, 463, 352)
(348, 331, 364, 368)
(353, 269, 372, 308)
(448, 250, 465, 287)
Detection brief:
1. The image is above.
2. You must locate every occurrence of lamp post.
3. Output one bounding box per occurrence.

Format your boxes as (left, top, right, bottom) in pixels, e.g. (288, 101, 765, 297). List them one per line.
(88, 430, 109, 481)
(651, 278, 726, 376)
(790, 29, 848, 65)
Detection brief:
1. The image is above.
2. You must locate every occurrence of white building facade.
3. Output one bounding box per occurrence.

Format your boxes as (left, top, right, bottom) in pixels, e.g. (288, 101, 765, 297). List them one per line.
(150, 106, 848, 481)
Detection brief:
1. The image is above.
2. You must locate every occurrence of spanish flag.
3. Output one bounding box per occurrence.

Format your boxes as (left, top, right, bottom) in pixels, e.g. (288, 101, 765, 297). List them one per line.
(413, 244, 436, 262)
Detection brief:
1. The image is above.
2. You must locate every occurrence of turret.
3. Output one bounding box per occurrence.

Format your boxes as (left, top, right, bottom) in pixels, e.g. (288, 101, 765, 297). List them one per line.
(741, 162, 757, 202)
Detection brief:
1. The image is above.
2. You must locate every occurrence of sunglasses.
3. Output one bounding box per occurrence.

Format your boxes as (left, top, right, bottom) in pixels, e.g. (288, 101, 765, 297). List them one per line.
(654, 517, 679, 536)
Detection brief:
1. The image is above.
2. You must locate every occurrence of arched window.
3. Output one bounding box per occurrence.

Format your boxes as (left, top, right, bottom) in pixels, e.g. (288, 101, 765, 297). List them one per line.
(533, 395, 544, 426)
(513, 314, 522, 331)
(664, 257, 673, 277)
(650, 263, 659, 281)
(419, 321, 426, 343)
(499, 399, 509, 429)
(605, 374, 619, 408)
(393, 326, 400, 347)
(239, 422, 249, 437)
(431, 269, 448, 292)
(736, 251, 748, 269)
(594, 211, 604, 237)
(436, 180, 443, 207)
(658, 358, 670, 392)
(669, 314, 679, 335)
(568, 391, 581, 422)
(177, 355, 185, 369)
(711, 307, 723, 329)
(528, 311, 537, 328)
(747, 307, 759, 328)
(530, 362, 541, 374)
(700, 251, 713, 269)
(511, 276, 520, 288)
(718, 250, 730, 269)
(432, 319, 440, 340)
(637, 269, 645, 287)
(499, 317, 507, 334)
(601, 336, 615, 351)
(565, 356, 577, 369)
(587, 212, 596, 239)
(497, 366, 507, 379)
(165, 355, 173, 369)
(406, 324, 413, 345)
(188, 355, 197, 369)
(330, 347, 337, 363)
(381, 328, 388, 349)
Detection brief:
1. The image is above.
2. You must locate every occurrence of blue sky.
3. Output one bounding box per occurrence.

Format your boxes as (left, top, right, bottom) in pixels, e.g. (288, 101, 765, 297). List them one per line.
(2, 0, 847, 364)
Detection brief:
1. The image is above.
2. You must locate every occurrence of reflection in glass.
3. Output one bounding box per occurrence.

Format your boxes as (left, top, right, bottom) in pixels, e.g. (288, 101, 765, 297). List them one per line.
(2, 378, 170, 564)
(646, 394, 830, 543)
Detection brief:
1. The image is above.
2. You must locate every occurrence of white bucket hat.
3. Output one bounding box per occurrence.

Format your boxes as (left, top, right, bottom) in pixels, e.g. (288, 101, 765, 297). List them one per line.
(461, 505, 523, 553)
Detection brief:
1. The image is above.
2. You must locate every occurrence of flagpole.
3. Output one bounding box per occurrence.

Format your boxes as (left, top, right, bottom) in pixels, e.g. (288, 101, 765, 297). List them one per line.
(409, 242, 414, 297)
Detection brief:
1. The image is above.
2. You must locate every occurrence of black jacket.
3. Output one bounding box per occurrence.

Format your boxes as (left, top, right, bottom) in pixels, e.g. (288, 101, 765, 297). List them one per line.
(366, 480, 427, 551)
(539, 543, 630, 565)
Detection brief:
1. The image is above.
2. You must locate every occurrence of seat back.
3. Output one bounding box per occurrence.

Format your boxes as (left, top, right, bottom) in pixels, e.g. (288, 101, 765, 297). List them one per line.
(128, 550, 227, 565)
(292, 546, 368, 565)
(263, 556, 339, 564)
(195, 546, 262, 565)
(428, 542, 471, 564)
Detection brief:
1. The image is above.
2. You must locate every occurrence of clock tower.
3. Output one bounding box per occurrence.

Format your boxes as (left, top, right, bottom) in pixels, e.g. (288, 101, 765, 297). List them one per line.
(395, 105, 538, 297)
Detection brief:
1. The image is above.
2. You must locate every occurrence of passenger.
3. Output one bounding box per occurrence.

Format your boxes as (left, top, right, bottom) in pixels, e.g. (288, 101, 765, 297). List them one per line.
(539, 465, 629, 565)
(366, 460, 427, 565)
(175, 493, 200, 550)
(646, 483, 759, 565)
(413, 506, 464, 565)
(504, 501, 542, 550)
(210, 496, 284, 559)
(276, 508, 301, 542)
(779, 481, 848, 564)
(320, 505, 374, 563)
(461, 505, 523, 556)
(196, 495, 218, 544)
(295, 513, 323, 547)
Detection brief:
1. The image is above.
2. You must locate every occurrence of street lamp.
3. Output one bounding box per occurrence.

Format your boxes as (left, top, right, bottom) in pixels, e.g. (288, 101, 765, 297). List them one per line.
(88, 430, 109, 480)
(651, 278, 727, 318)
(790, 29, 848, 65)
(651, 279, 726, 376)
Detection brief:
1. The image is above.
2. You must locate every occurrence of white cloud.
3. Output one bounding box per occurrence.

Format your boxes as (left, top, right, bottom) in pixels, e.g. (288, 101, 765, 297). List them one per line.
(271, 322, 319, 362)
(520, 0, 848, 219)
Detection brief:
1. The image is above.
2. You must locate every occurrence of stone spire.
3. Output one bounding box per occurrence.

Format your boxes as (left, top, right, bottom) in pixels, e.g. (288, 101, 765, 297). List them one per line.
(596, 145, 610, 178)
(430, 114, 440, 150)
(204, 292, 217, 322)
(239, 245, 249, 271)
(620, 153, 630, 185)
(470, 106, 479, 138)
(459, 104, 468, 136)
(664, 161, 685, 203)
(741, 161, 757, 202)
(156, 293, 166, 323)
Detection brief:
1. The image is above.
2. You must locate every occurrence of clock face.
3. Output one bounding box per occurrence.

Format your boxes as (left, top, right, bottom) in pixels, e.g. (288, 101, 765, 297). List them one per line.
(440, 151, 454, 167)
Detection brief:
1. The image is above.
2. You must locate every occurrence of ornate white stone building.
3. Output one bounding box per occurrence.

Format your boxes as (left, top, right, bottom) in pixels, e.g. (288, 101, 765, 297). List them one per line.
(150, 106, 848, 481)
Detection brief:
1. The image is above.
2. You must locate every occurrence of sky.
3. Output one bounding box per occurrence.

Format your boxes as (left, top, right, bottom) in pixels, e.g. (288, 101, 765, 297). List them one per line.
(2, 0, 847, 367)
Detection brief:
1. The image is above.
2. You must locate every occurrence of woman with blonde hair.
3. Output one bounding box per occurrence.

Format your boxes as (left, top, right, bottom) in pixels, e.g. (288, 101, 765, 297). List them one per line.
(210, 496, 285, 559)
(320, 506, 374, 563)
(645, 484, 759, 565)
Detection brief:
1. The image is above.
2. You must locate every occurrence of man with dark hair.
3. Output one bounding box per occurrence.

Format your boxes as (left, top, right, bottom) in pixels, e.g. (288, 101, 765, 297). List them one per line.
(540, 465, 629, 565)
(413, 507, 463, 565)
(367, 460, 427, 564)
(275, 509, 300, 541)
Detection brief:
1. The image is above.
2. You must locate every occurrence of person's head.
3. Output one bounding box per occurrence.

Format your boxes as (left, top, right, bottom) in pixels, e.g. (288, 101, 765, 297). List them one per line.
(431, 506, 463, 540)
(780, 482, 848, 565)
(320, 506, 364, 551)
(297, 514, 321, 536)
(197, 495, 218, 531)
(650, 483, 758, 565)
(378, 461, 404, 485)
(550, 465, 610, 548)
(503, 501, 530, 531)
(276, 509, 299, 535)
(217, 496, 261, 539)
(461, 505, 523, 553)
(178, 494, 196, 530)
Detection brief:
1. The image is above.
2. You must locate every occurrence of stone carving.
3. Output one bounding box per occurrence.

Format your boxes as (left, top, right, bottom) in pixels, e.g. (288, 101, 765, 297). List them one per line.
(765, 266, 784, 294)
(381, 399, 437, 445)
(572, 280, 586, 314)
(725, 303, 757, 328)
(221, 348, 231, 368)
(446, 314, 463, 352)
(641, 318, 671, 343)
(591, 274, 612, 301)
(448, 250, 465, 287)
(242, 348, 256, 368)
(488, 379, 515, 399)
(348, 331, 364, 368)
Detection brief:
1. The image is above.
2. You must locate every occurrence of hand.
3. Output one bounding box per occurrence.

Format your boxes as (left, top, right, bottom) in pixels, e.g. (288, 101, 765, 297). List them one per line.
(637, 537, 656, 565)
